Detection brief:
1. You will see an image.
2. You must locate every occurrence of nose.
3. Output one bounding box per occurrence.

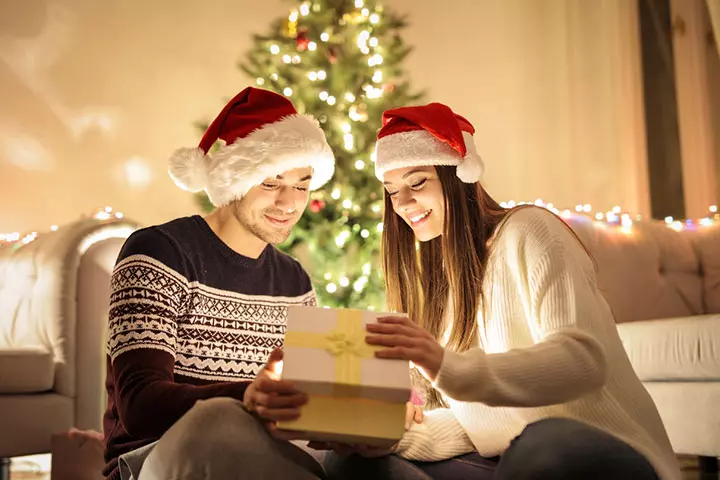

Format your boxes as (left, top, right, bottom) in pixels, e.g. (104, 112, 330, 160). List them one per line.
(274, 186, 296, 213)
(396, 188, 416, 211)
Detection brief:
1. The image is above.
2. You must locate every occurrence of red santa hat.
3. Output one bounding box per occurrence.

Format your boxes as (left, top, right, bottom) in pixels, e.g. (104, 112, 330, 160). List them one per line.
(374, 103, 484, 183)
(168, 87, 335, 207)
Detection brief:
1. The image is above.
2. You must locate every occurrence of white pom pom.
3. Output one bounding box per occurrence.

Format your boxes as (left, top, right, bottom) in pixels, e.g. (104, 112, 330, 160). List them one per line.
(168, 147, 208, 192)
(456, 152, 484, 183)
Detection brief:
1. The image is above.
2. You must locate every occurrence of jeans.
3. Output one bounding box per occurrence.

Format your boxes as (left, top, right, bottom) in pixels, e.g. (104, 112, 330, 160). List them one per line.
(323, 417, 660, 480)
(137, 397, 326, 480)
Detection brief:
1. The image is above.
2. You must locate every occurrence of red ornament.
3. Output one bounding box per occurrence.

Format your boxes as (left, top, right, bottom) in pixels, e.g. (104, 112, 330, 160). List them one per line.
(296, 29, 310, 51)
(310, 199, 325, 213)
(328, 46, 339, 64)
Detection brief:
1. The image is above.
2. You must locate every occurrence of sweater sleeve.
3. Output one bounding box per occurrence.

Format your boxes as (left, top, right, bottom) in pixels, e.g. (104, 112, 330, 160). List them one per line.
(395, 408, 476, 461)
(107, 228, 249, 439)
(435, 212, 607, 407)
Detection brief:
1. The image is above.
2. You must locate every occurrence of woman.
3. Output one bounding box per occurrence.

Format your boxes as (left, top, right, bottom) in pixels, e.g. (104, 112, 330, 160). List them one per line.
(323, 103, 681, 480)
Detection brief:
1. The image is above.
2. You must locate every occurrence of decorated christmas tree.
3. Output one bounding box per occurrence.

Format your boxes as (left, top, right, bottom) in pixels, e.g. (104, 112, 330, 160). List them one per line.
(198, 0, 422, 309)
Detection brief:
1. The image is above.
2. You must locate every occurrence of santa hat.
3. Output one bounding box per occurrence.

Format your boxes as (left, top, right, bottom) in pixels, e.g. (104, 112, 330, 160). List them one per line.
(168, 87, 335, 207)
(374, 103, 484, 183)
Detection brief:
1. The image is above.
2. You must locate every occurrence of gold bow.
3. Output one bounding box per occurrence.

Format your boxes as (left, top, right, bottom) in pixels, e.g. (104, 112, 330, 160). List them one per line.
(284, 309, 379, 386)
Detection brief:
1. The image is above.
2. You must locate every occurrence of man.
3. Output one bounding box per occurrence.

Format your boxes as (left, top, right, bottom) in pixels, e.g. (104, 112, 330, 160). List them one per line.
(102, 87, 335, 480)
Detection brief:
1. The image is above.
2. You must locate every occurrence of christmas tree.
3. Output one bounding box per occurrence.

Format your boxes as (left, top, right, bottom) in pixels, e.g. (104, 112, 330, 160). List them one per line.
(198, 0, 422, 309)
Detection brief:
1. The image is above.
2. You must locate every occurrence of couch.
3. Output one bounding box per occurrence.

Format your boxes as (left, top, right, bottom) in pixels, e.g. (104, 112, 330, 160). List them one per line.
(0, 208, 718, 475)
(565, 212, 720, 473)
(0, 213, 138, 474)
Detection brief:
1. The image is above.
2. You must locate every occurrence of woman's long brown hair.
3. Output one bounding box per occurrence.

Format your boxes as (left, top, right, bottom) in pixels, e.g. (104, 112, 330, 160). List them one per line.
(381, 166, 510, 408)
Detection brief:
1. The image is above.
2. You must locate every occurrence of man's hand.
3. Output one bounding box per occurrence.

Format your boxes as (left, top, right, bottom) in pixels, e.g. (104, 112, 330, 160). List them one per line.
(243, 349, 308, 439)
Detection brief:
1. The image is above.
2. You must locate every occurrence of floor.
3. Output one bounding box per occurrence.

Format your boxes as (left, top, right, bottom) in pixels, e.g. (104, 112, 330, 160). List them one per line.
(7, 454, 719, 479)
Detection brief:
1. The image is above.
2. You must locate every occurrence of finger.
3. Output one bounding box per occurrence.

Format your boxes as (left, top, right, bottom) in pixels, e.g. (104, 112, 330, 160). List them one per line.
(255, 405, 303, 422)
(404, 402, 414, 429)
(366, 323, 417, 335)
(253, 391, 308, 409)
(255, 377, 300, 395)
(414, 407, 424, 424)
(377, 316, 412, 325)
(266, 348, 284, 366)
(366, 333, 421, 348)
(374, 346, 422, 362)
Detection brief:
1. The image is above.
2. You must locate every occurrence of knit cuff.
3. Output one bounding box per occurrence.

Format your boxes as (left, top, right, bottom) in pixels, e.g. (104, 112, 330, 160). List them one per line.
(434, 349, 489, 402)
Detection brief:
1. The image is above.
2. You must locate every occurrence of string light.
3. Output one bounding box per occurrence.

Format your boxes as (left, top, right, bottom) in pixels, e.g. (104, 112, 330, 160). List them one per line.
(256, 78, 265, 85)
(369, 13, 380, 24)
(320, 32, 330, 42)
(300, 3, 310, 15)
(345, 93, 356, 102)
(283, 87, 293, 96)
(496, 200, 719, 232)
(1, 207, 132, 248)
(361, 8, 370, 17)
(308, 41, 317, 51)
(270, 45, 280, 54)
(331, 188, 341, 200)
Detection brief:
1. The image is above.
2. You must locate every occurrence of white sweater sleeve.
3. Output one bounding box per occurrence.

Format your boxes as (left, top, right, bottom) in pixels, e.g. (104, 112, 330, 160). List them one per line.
(395, 408, 475, 461)
(434, 231, 608, 407)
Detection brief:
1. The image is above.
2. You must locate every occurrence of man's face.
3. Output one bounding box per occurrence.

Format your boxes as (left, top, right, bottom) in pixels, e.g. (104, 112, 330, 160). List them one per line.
(232, 167, 313, 245)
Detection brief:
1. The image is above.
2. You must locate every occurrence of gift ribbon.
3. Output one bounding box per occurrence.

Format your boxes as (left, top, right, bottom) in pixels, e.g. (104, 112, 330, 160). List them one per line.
(284, 309, 380, 386)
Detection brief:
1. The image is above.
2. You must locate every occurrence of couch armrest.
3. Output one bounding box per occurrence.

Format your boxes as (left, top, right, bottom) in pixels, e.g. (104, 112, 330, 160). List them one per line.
(75, 237, 127, 431)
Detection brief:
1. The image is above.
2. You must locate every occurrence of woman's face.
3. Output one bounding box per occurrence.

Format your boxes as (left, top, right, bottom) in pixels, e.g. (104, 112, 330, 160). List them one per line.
(383, 165, 445, 242)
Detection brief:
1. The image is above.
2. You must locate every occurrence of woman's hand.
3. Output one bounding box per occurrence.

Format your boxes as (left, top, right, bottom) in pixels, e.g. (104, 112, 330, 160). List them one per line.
(366, 316, 445, 382)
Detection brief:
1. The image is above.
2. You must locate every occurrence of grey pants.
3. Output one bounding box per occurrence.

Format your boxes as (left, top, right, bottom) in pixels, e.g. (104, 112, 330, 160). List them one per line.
(126, 397, 326, 480)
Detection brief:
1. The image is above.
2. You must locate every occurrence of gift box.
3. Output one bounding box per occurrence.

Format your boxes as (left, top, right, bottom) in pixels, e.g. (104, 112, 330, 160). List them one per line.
(277, 306, 412, 447)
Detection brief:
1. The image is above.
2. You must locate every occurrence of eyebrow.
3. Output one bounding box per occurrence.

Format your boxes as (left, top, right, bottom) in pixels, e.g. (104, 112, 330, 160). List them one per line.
(383, 169, 426, 185)
(276, 174, 313, 182)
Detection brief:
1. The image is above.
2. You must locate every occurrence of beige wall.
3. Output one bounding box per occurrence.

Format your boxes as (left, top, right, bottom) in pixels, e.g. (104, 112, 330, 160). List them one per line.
(0, 0, 650, 233)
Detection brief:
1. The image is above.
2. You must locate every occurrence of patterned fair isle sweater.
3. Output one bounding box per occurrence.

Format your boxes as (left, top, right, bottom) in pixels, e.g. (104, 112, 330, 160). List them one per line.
(396, 207, 682, 480)
(102, 215, 316, 480)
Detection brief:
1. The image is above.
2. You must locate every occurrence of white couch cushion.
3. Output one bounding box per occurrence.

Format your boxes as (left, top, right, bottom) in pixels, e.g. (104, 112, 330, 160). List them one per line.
(0, 347, 54, 393)
(617, 314, 720, 381)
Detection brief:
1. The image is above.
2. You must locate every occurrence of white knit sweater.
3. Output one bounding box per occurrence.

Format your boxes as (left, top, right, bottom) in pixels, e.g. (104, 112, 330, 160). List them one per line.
(395, 207, 681, 480)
